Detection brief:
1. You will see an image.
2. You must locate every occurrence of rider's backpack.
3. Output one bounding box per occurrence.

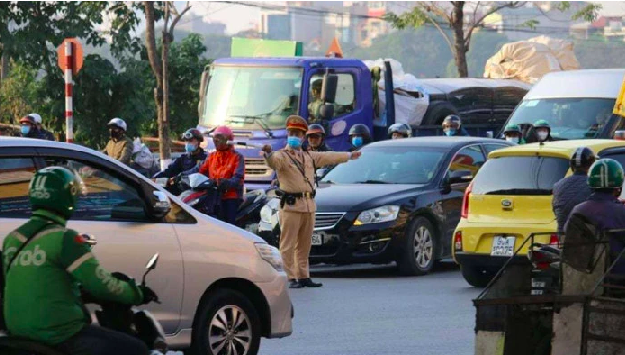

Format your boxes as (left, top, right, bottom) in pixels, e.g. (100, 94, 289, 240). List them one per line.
(132, 138, 157, 170)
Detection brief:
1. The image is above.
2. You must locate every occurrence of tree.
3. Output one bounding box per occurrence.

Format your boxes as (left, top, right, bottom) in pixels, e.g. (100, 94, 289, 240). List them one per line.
(144, 1, 191, 165)
(387, 1, 602, 77)
(0, 61, 42, 123)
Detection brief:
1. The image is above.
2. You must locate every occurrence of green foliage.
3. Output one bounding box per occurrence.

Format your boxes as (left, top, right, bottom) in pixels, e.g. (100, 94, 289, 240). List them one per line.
(0, 61, 43, 123)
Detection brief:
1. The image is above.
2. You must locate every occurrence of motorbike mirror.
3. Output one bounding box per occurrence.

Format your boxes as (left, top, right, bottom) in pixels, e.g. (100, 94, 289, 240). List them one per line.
(82, 234, 97, 246)
(146, 253, 159, 271)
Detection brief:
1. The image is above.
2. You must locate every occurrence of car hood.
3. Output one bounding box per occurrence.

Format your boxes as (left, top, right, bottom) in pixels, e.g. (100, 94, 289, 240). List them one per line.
(315, 183, 428, 212)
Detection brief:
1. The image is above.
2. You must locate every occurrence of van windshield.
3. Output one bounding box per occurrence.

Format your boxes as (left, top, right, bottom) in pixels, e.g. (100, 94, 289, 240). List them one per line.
(472, 156, 569, 195)
(508, 98, 615, 140)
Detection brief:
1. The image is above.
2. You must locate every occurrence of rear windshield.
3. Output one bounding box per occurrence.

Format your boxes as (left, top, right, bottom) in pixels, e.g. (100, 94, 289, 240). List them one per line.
(472, 156, 569, 195)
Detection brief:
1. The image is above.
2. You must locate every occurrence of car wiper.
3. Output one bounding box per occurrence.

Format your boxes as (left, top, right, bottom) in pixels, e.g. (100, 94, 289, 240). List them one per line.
(228, 115, 274, 138)
(321, 180, 335, 184)
(355, 180, 390, 184)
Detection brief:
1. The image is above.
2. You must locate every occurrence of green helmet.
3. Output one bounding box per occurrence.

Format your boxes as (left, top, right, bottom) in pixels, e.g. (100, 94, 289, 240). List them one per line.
(534, 120, 550, 129)
(588, 159, 624, 189)
(504, 124, 522, 134)
(29, 167, 84, 219)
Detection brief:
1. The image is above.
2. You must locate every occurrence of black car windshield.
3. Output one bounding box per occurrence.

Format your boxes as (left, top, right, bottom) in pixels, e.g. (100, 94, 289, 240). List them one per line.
(199, 66, 302, 129)
(322, 147, 446, 185)
(508, 98, 615, 140)
(472, 156, 569, 196)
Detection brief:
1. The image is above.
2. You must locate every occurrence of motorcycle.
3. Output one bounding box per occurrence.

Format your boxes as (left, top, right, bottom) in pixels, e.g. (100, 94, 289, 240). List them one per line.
(0, 237, 170, 355)
(527, 242, 561, 295)
(175, 173, 268, 233)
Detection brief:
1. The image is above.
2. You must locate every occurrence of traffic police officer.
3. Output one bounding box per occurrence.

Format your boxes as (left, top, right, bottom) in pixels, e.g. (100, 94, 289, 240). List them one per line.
(262, 115, 361, 288)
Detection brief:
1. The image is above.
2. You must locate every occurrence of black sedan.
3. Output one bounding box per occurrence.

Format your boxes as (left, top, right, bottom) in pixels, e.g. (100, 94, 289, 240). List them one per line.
(309, 136, 513, 275)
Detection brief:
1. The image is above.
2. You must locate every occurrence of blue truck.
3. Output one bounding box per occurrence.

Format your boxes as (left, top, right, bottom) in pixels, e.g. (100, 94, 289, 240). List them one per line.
(197, 57, 530, 189)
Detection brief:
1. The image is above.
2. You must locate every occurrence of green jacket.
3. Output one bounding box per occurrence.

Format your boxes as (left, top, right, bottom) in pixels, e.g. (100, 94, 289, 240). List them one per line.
(2, 210, 144, 345)
(103, 135, 134, 165)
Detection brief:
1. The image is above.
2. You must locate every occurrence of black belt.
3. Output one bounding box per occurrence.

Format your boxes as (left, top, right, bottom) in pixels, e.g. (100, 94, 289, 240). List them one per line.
(277, 189, 316, 208)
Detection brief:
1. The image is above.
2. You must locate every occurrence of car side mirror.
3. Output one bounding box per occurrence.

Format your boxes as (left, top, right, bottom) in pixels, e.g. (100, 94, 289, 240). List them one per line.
(448, 169, 473, 185)
(322, 73, 338, 104)
(316, 168, 328, 179)
(319, 104, 335, 121)
(151, 190, 172, 218)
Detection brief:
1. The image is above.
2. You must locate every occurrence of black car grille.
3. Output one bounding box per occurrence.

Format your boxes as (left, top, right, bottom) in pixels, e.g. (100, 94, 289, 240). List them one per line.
(314, 213, 345, 230)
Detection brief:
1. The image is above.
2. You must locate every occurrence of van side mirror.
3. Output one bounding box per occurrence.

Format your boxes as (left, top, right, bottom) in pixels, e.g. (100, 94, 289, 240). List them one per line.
(322, 74, 338, 104)
(319, 104, 335, 121)
(448, 169, 473, 185)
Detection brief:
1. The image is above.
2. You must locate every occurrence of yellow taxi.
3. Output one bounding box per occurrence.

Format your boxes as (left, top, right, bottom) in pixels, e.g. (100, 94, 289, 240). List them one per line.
(452, 139, 625, 287)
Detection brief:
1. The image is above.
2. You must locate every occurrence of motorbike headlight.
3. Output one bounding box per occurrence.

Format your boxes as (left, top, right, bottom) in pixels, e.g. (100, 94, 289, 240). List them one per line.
(260, 205, 273, 223)
(354, 205, 400, 225)
(255, 243, 283, 271)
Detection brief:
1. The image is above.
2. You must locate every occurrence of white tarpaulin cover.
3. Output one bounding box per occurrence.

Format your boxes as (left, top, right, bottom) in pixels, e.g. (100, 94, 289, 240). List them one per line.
(363, 58, 430, 127)
(483, 36, 580, 84)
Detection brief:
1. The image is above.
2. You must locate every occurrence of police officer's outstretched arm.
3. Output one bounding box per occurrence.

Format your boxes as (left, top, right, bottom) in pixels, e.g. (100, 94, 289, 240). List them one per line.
(262, 145, 286, 171)
(62, 230, 144, 305)
(309, 151, 355, 168)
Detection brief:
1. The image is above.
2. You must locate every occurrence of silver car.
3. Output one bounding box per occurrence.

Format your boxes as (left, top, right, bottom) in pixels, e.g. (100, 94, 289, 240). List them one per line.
(0, 137, 292, 355)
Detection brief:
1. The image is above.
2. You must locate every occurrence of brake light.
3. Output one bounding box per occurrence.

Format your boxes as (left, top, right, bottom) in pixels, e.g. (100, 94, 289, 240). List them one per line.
(549, 233, 559, 245)
(461, 180, 474, 219)
(454, 231, 462, 251)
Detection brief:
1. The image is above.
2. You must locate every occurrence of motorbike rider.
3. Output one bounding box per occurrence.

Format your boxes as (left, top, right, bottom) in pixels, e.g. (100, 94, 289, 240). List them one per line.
(181, 125, 244, 224)
(552, 147, 595, 235)
(18, 114, 47, 140)
(388, 123, 412, 139)
(566, 159, 625, 280)
(154, 128, 208, 185)
(533, 119, 554, 143)
(32, 113, 56, 141)
(103, 118, 134, 166)
(441, 114, 469, 137)
(349, 124, 371, 151)
(503, 123, 525, 144)
(2, 167, 155, 355)
(304, 124, 333, 152)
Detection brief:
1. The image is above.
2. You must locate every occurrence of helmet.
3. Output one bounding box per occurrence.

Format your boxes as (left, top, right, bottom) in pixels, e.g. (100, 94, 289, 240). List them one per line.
(213, 126, 234, 141)
(442, 115, 461, 127)
(108, 118, 127, 132)
(504, 124, 522, 135)
(307, 124, 326, 136)
(534, 120, 550, 129)
(588, 159, 624, 189)
(29, 167, 84, 219)
(28, 113, 42, 125)
(19, 115, 37, 125)
(181, 128, 204, 142)
(570, 147, 596, 172)
(349, 124, 371, 138)
(388, 123, 412, 138)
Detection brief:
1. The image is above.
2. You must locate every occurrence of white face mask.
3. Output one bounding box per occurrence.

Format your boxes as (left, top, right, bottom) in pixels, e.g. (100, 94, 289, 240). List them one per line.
(537, 131, 549, 141)
(505, 137, 519, 144)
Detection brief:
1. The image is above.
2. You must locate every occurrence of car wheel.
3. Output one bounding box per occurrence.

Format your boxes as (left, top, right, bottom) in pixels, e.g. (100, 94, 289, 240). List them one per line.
(461, 266, 494, 287)
(397, 216, 437, 276)
(191, 289, 261, 355)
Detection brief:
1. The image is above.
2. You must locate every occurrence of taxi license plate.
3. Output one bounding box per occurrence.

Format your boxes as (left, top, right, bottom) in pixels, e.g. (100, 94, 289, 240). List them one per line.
(312, 233, 323, 246)
(491, 236, 515, 256)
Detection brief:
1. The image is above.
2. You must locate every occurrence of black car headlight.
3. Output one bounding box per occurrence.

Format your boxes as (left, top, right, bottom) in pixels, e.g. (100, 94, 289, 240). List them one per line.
(353, 205, 400, 225)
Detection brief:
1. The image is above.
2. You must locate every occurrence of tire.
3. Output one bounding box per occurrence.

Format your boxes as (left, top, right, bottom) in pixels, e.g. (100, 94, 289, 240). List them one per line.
(422, 103, 458, 125)
(190, 289, 262, 355)
(461, 266, 494, 287)
(397, 216, 437, 276)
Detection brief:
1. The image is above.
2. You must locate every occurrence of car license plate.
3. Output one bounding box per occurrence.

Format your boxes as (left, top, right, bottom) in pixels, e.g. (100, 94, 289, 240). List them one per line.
(312, 233, 323, 246)
(491, 236, 515, 256)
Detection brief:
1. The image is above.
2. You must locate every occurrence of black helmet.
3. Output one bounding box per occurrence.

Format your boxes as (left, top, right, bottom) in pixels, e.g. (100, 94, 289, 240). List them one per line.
(442, 114, 461, 127)
(349, 124, 371, 139)
(307, 124, 326, 136)
(388, 123, 412, 138)
(181, 128, 204, 142)
(570, 147, 596, 173)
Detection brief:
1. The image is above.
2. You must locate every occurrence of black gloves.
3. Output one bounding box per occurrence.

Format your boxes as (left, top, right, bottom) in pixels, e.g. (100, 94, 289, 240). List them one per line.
(139, 285, 159, 305)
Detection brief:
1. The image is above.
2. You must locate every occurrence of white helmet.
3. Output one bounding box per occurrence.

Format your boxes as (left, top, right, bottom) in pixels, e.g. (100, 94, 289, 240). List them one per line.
(108, 118, 127, 132)
(28, 113, 42, 125)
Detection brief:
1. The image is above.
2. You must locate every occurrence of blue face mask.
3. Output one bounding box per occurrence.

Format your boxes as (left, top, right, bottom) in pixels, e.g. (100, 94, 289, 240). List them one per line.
(445, 129, 457, 136)
(352, 136, 363, 148)
(287, 136, 302, 149)
(20, 125, 31, 135)
(185, 142, 197, 153)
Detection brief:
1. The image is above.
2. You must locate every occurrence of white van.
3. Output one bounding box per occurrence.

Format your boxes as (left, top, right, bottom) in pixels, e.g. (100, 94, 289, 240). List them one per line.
(503, 69, 625, 141)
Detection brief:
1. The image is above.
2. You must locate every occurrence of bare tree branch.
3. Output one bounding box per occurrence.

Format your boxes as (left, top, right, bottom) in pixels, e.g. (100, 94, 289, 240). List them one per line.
(425, 1, 451, 23)
(464, 1, 527, 44)
(170, 1, 191, 33)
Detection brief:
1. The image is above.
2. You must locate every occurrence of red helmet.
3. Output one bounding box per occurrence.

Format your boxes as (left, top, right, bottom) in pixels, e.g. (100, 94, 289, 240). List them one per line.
(213, 126, 234, 141)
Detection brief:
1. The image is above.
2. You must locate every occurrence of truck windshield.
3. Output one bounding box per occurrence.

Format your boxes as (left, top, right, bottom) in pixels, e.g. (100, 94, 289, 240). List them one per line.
(200, 66, 303, 129)
(507, 98, 615, 140)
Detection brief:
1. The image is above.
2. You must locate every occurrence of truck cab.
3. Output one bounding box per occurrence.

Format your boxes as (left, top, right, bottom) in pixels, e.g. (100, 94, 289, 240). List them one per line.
(197, 57, 373, 189)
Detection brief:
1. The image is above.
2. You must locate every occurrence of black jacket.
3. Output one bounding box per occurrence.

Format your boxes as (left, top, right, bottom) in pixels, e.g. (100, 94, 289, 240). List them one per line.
(153, 149, 208, 178)
(552, 172, 592, 234)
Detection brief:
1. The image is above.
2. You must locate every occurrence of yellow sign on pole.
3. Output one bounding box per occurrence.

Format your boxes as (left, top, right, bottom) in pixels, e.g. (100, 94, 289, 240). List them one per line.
(613, 74, 625, 116)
